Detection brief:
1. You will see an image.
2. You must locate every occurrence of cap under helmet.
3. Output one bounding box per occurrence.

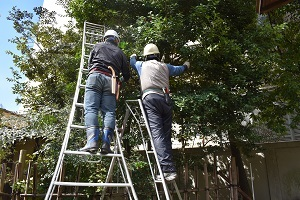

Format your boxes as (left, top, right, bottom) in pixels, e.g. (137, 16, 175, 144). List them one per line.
(104, 30, 120, 42)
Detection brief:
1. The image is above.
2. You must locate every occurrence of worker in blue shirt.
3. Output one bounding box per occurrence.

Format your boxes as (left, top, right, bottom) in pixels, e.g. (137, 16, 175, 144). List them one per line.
(130, 43, 190, 181)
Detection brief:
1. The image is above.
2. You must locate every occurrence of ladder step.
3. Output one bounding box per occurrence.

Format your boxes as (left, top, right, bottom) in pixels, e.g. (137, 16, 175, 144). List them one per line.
(54, 181, 131, 187)
(75, 103, 84, 108)
(126, 100, 139, 103)
(64, 150, 122, 157)
(146, 150, 154, 154)
(85, 32, 104, 37)
(70, 124, 85, 129)
(80, 84, 86, 89)
(85, 42, 95, 47)
(81, 68, 88, 74)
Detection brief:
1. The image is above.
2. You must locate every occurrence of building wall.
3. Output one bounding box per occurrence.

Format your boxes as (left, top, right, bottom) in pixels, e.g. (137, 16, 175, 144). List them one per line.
(246, 141, 300, 200)
(265, 142, 300, 200)
(174, 141, 300, 199)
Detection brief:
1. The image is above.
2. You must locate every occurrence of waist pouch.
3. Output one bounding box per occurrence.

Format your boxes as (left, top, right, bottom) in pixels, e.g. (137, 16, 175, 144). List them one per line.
(162, 88, 172, 106)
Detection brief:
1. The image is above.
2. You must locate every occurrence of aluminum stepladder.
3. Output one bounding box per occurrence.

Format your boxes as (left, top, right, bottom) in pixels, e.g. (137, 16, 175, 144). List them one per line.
(124, 100, 183, 200)
(45, 21, 137, 200)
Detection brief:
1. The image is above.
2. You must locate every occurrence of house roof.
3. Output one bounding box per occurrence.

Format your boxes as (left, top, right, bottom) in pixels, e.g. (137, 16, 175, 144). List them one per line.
(256, 0, 294, 13)
(0, 108, 21, 117)
(0, 108, 25, 129)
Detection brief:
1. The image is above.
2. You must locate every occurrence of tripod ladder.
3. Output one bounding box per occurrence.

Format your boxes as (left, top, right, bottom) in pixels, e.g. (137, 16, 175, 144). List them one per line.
(45, 22, 137, 200)
(124, 100, 183, 200)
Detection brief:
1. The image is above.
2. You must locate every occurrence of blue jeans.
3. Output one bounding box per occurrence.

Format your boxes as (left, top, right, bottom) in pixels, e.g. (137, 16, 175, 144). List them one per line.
(143, 93, 176, 173)
(84, 72, 116, 131)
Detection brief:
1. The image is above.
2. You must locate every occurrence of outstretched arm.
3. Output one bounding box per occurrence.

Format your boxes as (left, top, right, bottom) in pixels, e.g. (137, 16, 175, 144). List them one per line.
(167, 61, 190, 76)
(130, 54, 143, 77)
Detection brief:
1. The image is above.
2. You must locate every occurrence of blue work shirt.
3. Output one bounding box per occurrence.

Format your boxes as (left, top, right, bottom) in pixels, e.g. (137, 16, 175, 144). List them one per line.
(130, 57, 186, 77)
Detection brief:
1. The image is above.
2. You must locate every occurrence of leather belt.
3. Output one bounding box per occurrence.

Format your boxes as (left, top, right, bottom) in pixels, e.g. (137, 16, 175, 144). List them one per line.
(89, 68, 112, 77)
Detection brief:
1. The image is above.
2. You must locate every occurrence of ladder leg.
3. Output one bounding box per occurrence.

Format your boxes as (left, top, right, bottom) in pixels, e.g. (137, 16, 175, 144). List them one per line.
(171, 181, 182, 200)
(117, 158, 134, 200)
(45, 137, 67, 199)
(100, 156, 117, 200)
(101, 122, 137, 200)
(115, 130, 138, 199)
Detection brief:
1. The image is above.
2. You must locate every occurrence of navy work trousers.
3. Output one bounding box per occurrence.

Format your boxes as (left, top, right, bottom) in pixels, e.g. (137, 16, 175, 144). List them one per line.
(142, 93, 176, 173)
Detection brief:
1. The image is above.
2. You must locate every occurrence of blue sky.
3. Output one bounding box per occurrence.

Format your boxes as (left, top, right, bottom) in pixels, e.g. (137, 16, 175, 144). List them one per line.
(0, 0, 44, 112)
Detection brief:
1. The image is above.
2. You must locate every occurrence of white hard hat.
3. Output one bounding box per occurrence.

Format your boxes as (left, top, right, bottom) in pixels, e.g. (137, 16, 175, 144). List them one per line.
(104, 29, 120, 42)
(143, 43, 160, 56)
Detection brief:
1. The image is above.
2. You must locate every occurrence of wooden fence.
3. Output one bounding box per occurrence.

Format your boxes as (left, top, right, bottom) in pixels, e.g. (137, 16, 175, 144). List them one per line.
(0, 150, 252, 200)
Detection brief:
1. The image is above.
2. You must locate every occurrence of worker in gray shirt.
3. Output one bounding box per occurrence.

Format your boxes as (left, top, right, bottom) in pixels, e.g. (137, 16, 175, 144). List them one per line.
(130, 43, 190, 181)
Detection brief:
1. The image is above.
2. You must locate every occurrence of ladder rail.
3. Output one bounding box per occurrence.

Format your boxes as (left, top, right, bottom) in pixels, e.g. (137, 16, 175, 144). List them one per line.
(172, 180, 183, 200)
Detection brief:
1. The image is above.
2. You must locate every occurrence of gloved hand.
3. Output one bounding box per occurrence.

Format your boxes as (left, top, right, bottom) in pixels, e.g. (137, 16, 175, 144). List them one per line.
(119, 76, 124, 82)
(130, 54, 137, 59)
(183, 61, 190, 70)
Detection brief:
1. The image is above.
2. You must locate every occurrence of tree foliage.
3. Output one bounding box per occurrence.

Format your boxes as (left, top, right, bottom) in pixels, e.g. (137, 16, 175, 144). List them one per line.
(64, 0, 300, 195)
(2, 0, 300, 197)
(6, 6, 81, 110)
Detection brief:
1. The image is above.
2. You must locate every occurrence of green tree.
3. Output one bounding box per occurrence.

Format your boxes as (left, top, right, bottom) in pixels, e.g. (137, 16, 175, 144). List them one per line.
(3, 6, 83, 191)
(257, 3, 300, 128)
(7, 6, 81, 110)
(3, 0, 300, 197)
(64, 0, 300, 196)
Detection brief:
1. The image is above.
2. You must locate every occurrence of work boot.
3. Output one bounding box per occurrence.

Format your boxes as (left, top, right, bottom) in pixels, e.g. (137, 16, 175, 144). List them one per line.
(80, 128, 99, 153)
(101, 128, 114, 154)
(156, 172, 177, 182)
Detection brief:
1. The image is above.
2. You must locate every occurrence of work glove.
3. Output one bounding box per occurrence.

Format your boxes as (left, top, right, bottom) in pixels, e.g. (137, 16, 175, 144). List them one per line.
(130, 54, 137, 59)
(183, 61, 190, 70)
(119, 76, 124, 83)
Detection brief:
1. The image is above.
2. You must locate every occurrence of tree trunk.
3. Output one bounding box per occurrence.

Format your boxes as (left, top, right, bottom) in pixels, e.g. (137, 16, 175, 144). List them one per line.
(229, 137, 252, 197)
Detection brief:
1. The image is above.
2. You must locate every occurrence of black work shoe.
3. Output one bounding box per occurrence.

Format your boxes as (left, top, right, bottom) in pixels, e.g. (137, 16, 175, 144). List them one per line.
(79, 146, 98, 154)
(100, 142, 113, 154)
